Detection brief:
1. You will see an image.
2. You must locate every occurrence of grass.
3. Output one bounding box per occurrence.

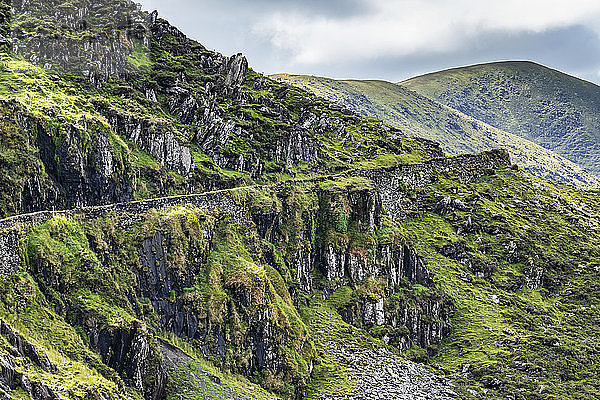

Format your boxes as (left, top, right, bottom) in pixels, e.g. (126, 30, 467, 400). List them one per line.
(8, 159, 600, 399)
(272, 73, 600, 189)
(161, 332, 280, 400)
(0, 272, 132, 399)
(400, 61, 600, 181)
(300, 302, 359, 399)
(395, 169, 600, 398)
(21, 203, 317, 398)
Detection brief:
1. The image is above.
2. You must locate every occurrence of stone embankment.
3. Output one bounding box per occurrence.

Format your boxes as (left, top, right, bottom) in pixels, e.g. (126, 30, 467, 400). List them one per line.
(0, 149, 510, 277)
(0, 188, 252, 275)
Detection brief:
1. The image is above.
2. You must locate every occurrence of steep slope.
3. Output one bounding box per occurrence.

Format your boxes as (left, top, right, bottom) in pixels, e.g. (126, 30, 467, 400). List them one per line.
(271, 74, 600, 189)
(3, 149, 600, 400)
(0, 0, 439, 218)
(1, 1, 600, 400)
(400, 61, 600, 177)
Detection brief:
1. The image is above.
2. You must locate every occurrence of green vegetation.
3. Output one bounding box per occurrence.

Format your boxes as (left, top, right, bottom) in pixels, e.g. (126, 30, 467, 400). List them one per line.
(2, 1, 600, 400)
(0, 2, 445, 218)
(272, 74, 600, 189)
(300, 303, 360, 399)
(18, 203, 319, 398)
(400, 61, 600, 178)
(5, 150, 600, 399)
(0, 272, 132, 399)
(397, 168, 600, 398)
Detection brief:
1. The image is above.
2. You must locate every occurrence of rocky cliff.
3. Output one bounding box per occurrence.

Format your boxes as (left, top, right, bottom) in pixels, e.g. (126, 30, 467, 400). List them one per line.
(0, 0, 440, 218)
(0, 1, 600, 400)
(2, 144, 600, 399)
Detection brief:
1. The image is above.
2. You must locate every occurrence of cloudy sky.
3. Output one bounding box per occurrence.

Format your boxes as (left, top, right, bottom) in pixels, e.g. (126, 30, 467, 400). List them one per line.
(137, 0, 600, 84)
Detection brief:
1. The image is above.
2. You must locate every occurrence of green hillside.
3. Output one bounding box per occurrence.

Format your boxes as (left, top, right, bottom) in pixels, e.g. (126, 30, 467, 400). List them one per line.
(400, 61, 600, 177)
(271, 74, 600, 189)
(2, 1, 600, 400)
(0, 0, 440, 219)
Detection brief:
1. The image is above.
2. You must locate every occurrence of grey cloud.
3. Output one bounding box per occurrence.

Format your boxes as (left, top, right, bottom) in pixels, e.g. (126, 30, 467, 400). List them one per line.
(137, 0, 600, 85)
(234, 0, 372, 18)
(271, 25, 600, 85)
(138, 0, 370, 65)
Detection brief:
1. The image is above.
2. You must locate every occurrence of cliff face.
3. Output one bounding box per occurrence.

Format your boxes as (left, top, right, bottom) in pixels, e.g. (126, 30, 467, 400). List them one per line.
(4, 146, 600, 400)
(11, 0, 145, 83)
(1, 1, 600, 400)
(0, 151, 512, 399)
(0, 0, 441, 218)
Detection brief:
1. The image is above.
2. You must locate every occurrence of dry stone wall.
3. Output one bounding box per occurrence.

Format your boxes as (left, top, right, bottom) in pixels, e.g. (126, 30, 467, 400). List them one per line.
(0, 149, 510, 277)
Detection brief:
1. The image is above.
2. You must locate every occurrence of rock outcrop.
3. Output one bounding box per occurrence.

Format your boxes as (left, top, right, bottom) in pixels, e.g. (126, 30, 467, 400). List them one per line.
(0, 1, 449, 220)
(0, 321, 59, 400)
(11, 0, 147, 83)
(319, 347, 456, 400)
(89, 323, 166, 400)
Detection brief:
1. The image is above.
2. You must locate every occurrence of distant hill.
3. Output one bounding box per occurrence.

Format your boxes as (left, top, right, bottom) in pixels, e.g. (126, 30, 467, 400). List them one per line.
(271, 74, 600, 189)
(400, 61, 600, 177)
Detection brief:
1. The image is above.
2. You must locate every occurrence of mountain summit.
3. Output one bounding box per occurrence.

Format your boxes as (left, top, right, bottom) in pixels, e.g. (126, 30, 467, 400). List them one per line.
(401, 61, 600, 178)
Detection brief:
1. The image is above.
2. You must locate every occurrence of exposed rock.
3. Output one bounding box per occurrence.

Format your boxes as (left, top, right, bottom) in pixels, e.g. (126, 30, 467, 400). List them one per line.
(108, 112, 193, 177)
(0, 322, 60, 400)
(0, 100, 135, 214)
(97, 135, 115, 179)
(158, 340, 241, 399)
(89, 322, 166, 400)
(0, 232, 20, 275)
(323, 245, 346, 281)
(134, 229, 290, 381)
(11, 0, 147, 82)
(0, 356, 17, 393)
(355, 150, 510, 221)
(0, 320, 53, 372)
(318, 340, 456, 400)
(438, 241, 472, 268)
(224, 53, 248, 88)
(362, 298, 385, 326)
(294, 246, 314, 292)
(435, 196, 469, 215)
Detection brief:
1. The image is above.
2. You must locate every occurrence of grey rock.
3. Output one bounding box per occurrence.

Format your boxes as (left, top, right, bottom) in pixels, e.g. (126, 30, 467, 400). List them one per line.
(224, 53, 248, 88)
(0, 320, 53, 372)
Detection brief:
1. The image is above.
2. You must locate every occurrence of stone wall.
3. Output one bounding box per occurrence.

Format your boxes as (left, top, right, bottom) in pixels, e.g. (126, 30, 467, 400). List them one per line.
(0, 188, 250, 275)
(0, 149, 510, 276)
(355, 149, 511, 221)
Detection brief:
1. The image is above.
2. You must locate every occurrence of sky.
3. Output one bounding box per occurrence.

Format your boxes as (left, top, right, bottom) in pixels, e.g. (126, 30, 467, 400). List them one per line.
(136, 0, 600, 84)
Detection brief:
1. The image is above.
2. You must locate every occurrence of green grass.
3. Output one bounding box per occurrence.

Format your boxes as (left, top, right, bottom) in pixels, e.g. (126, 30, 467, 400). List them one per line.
(0, 272, 132, 399)
(6, 2, 600, 399)
(272, 73, 600, 189)
(128, 43, 153, 70)
(400, 61, 600, 179)
(394, 168, 600, 398)
(10, 161, 600, 399)
(300, 302, 359, 399)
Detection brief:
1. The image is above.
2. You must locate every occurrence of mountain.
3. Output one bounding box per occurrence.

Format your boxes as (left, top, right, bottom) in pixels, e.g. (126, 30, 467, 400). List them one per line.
(1, 2, 600, 400)
(400, 61, 600, 177)
(271, 74, 600, 189)
(0, 0, 442, 219)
